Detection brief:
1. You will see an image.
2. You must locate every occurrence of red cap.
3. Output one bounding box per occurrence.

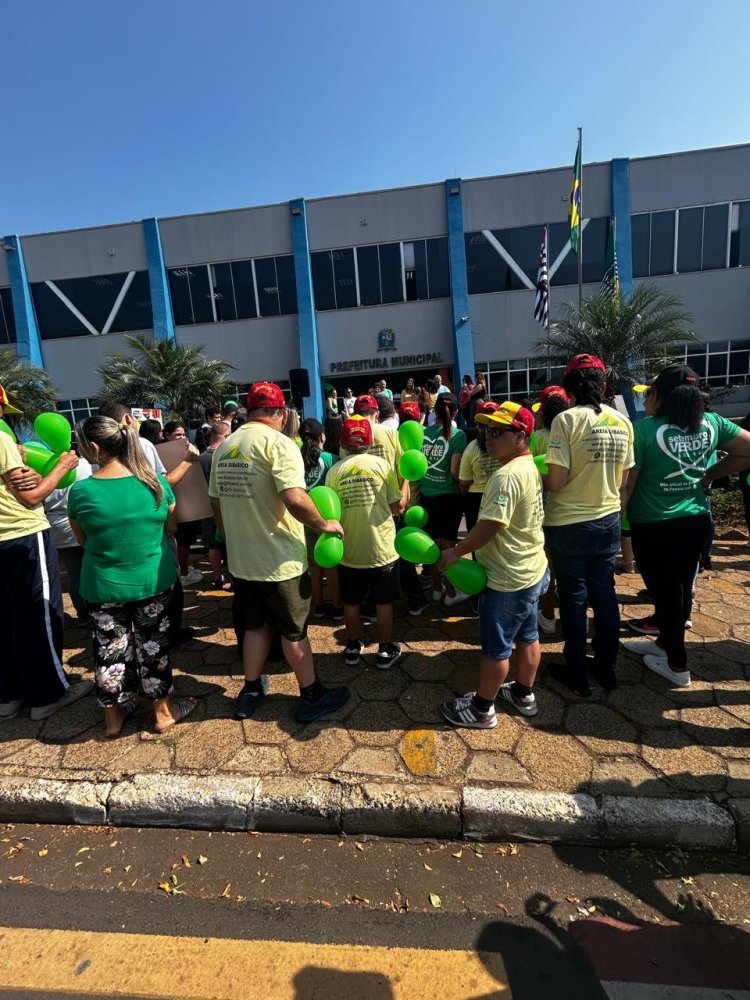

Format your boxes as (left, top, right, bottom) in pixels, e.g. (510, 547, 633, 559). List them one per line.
(563, 354, 605, 378)
(354, 394, 378, 414)
(476, 400, 501, 417)
(476, 401, 535, 437)
(246, 381, 286, 409)
(341, 416, 373, 448)
(399, 401, 421, 421)
(539, 385, 570, 409)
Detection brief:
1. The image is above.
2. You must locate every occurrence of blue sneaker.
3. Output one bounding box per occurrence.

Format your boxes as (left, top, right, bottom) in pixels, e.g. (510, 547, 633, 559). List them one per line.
(233, 676, 268, 720)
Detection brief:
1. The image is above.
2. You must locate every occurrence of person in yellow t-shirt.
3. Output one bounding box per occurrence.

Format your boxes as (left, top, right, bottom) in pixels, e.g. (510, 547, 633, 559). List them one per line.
(327, 417, 404, 671)
(458, 400, 503, 533)
(439, 402, 548, 729)
(339, 394, 403, 470)
(209, 381, 349, 725)
(542, 355, 634, 698)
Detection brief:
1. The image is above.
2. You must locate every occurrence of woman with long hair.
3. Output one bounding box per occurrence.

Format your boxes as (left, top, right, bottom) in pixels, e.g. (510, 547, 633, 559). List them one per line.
(299, 418, 342, 621)
(623, 365, 750, 687)
(67, 416, 197, 737)
(420, 392, 467, 606)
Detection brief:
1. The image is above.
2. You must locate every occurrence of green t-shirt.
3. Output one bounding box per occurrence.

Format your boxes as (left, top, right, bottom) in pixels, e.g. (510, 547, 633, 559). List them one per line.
(628, 412, 740, 523)
(304, 451, 336, 490)
(68, 474, 176, 604)
(420, 426, 467, 496)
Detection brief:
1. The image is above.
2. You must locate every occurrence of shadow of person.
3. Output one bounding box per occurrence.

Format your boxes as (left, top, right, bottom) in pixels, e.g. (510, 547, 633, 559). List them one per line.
(293, 966, 394, 999)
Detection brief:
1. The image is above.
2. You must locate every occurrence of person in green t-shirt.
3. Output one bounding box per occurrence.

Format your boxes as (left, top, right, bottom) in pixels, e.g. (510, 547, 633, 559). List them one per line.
(299, 418, 342, 621)
(623, 365, 750, 689)
(419, 393, 467, 606)
(68, 416, 197, 738)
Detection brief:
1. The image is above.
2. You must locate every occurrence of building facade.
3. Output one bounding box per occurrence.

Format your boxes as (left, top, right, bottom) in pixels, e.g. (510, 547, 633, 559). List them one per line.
(2, 142, 749, 422)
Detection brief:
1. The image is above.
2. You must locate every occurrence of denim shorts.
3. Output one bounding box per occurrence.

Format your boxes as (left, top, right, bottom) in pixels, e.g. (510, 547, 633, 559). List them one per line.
(478, 569, 550, 660)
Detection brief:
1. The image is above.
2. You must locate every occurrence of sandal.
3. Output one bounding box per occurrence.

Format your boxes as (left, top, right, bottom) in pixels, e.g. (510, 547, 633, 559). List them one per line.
(105, 701, 139, 739)
(155, 696, 198, 734)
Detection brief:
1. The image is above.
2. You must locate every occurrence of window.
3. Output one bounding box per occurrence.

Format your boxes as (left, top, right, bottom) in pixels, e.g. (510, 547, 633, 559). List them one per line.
(649, 211, 676, 275)
(275, 255, 298, 315)
(168, 254, 296, 324)
(378, 242, 403, 303)
(729, 202, 750, 267)
(677, 207, 703, 273)
(254, 257, 280, 317)
(210, 263, 237, 322)
(55, 397, 98, 427)
(311, 252, 336, 311)
(426, 237, 450, 298)
(231, 260, 257, 319)
(31, 271, 154, 340)
(702, 204, 729, 270)
(356, 245, 381, 306)
(675, 341, 750, 388)
(676, 204, 730, 273)
(0, 288, 16, 344)
(631, 214, 651, 278)
(465, 232, 507, 294)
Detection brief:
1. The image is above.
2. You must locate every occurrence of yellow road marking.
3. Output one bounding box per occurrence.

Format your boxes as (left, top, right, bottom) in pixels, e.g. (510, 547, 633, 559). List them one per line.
(401, 728, 438, 776)
(0, 925, 509, 998)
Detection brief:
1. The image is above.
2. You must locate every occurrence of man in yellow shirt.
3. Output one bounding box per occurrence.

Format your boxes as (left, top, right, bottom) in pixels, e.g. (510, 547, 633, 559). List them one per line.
(439, 402, 548, 727)
(209, 381, 349, 723)
(0, 385, 91, 720)
(327, 418, 404, 669)
(543, 354, 634, 697)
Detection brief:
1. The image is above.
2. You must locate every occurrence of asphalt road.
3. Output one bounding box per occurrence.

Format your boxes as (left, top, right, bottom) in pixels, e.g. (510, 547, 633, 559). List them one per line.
(0, 823, 748, 998)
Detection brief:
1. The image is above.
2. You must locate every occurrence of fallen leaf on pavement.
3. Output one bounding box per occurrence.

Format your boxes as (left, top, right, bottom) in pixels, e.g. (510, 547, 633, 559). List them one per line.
(8, 875, 31, 883)
(110, 841, 118, 847)
(429, 893, 441, 908)
(423, 863, 432, 871)
(197, 856, 208, 866)
(102, 867, 112, 875)
(355, 843, 364, 852)
(566, 896, 580, 904)
(220, 882, 232, 898)
(38, 849, 48, 858)
(75, 862, 83, 868)
(452, 850, 463, 859)
(588, 905, 597, 913)
(496, 903, 509, 913)
(170, 874, 178, 886)
(77, 847, 90, 855)
(681, 876, 695, 885)
(352, 894, 370, 903)
(338, 841, 344, 848)
(181, 854, 191, 868)
(158, 882, 172, 894)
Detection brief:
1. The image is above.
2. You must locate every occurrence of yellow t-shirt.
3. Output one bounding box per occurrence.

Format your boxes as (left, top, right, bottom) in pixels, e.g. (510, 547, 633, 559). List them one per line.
(544, 404, 634, 527)
(326, 453, 400, 569)
(340, 423, 402, 471)
(208, 422, 306, 582)
(0, 435, 49, 543)
(476, 456, 547, 593)
(458, 439, 502, 493)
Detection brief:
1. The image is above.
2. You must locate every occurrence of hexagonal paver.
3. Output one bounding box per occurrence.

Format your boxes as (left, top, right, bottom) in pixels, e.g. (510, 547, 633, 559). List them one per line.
(446, 660, 477, 695)
(2, 740, 65, 769)
(337, 747, 408, 779)
(315, 653, 364, 687)
(590, 757, 668, 797)
(531, 685, 567, 727)
(466, 752, 530, 785)
(456, 714, 521, 753)
(39, 690, 100, 741)
(641, 730, 726, 791)
(111, 739, 173, 774)
(606, 685, 675, 729)
(516, 729, 593, 791)
(0, 716, 45, 760)
(347, 701, 412, 747)
(241, 697, 305, 745)
(398, 727, 468, 779)
(401, 653, 454, 683)
(398, 682, 456, 724)
(352, 668, 409, 702)
(401, 627, 456, 654)
(174, 718, 245, 770)
(220, 744, 289, 774)
(283, 725, 354, 774)
(678, 705, 750, 750)
(727, 760, 750, 796)
(566, 704, 639, 756)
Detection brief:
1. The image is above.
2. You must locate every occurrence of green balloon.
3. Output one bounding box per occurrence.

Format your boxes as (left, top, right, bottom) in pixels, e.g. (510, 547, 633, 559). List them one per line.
(529, 431, 537, 452)
(314, 532, 343, 569)
(309, 485, 341, 521)
(444, 558, 487, 596)
(403, 505, 428, 529)
(22, 442, 54, 474)
(56, 466, 76, 489)
(0, 418, 15, 440)
(394, 526, 440, 566)
(398, 449, 428, 482)
(398, 420, 424, 452)
(34, 412, 72, 453)
(533, 453, 549, 476)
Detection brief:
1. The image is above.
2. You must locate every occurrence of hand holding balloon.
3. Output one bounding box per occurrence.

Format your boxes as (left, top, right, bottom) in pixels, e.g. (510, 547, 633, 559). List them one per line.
(314, 533, 344, 568)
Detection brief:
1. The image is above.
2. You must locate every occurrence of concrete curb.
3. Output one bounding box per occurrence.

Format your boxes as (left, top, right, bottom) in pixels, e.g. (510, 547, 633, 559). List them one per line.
(0, 773, 744, 851)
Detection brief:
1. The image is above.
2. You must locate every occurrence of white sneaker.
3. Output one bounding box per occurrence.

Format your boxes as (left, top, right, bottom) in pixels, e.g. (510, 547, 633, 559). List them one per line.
(30, 679, 94, 721)
(444, 590, 470, 607)
(0, 698, 27, 720)
(643, 654, 691, 688)
(684, 619, 693, 630)
(180, 567, 203, 587)
(537, 611, 556, 635)
(622, 637, 666, 657)
(431, 588, 445, 602)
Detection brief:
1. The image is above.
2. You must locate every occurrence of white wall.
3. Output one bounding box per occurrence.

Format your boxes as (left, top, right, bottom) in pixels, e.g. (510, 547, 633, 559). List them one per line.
(23, 223, 148, 281)
(175, 316, 300, 384)
(159, 204, 293, 266)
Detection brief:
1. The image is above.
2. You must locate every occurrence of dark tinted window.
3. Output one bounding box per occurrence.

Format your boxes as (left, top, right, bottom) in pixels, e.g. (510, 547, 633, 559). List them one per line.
(0, 288, 16, 344)
(740, 203, 750, 266)
(110, 271, 154, 333)
(357, 245, 381, 306)
(232, 260, 257, 319)
(729, 349, 749, 377)
(631, 214, 651, 278)
(702, 204, 728, 270)
(211, 263, 237, 322)
(549, 222, 578, 286)
(311, 252, 336, 311)
(331, 248, 357, 309)
(685, 346, 707, 377)
(168, 268, 194, 325)
(188, 265, 214, 323)
(275, 255, 297, 315)
(379, 243, 403, 303)
(708, 353, 728, 377)
(411, 240, 429, 301)
(677, 207, 703, 273)
(466, 232, 506, 294)
(649, 211, 675, 275)
(33, 271, 154, 339)
(426, 237, 450, 298)
(495, 226, 540, 288)
(581, 217, 609, 283)
(254, 257, 280, 317)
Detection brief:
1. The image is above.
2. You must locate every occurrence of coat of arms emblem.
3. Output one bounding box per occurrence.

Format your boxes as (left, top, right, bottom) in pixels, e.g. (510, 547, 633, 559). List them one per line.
(377, 328, 396, 352)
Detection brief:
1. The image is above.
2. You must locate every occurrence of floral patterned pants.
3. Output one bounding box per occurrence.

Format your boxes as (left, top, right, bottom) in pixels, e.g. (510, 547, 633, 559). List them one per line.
(87, 587, 174, 708)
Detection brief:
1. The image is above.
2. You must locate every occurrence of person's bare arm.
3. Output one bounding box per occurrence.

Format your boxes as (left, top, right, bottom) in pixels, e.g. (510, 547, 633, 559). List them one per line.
(621, 468, 638, 512)
(544, 465, 569, 492)
(5, 451, 78, 508)
(450, 454, 462, 481)
(459, 478, 472, 495)
(68, 516, 86, 547)
(166, 504, 178, 536)
(165, 443, 200, 488)
(210, 497, 225, 539)
(702, 429, 750, 483)
(280, 487, 343, 536)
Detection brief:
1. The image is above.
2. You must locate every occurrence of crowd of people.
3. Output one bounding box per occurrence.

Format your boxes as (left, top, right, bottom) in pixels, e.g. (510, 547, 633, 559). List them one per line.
(1, 355, 749, 740)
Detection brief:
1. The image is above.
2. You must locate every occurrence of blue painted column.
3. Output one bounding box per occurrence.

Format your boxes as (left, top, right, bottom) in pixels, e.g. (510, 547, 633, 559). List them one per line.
(444, 179, 475, 388)
(143, 218, 176, 342)
(3, 235, 44, 367)
(610, 158, 643, 419)
(289, 198, 323, 419)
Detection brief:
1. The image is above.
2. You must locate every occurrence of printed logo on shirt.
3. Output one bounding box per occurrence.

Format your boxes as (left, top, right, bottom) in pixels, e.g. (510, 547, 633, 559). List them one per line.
(493, 492, 510, 507)
(340, 465, 371, 482)
(219, 442, 251, 465)
(423, 436, 449, 468)
(655, 420, 716, 481)
(593, 412, 628, 430)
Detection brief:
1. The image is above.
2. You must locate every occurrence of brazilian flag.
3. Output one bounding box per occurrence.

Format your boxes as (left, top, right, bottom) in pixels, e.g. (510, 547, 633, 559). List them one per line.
(570, 138, 582, 254)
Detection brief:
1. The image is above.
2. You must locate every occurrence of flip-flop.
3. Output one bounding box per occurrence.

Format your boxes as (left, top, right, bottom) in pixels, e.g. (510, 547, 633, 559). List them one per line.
(105, 701, 139, 739)
(155, 696, 198, 734)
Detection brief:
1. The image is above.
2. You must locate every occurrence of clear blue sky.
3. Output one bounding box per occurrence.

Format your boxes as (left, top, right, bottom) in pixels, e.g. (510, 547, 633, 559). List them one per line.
(5, 0, 748, 235)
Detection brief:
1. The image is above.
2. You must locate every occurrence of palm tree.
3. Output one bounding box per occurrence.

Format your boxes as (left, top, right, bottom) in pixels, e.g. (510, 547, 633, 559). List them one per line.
(96, 334, 235, 422)
(0, 348, 59, 420)
(534, 283, 695, 394)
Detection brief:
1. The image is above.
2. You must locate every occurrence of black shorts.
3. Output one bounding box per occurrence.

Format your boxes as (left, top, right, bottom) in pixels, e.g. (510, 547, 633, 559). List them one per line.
(232, 573, 312, 641)
(338, 561, 401, 606)
(420, 493, 464, 541)
(463, 492, 483, 532)
(176, 519, 202, 546)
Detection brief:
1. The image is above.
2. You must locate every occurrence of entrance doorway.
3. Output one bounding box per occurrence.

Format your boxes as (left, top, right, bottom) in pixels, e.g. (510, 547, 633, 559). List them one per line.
(325, 366, 455, 403)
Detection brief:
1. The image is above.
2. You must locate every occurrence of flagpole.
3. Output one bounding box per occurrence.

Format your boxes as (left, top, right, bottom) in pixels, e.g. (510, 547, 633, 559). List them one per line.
(546, 225, 550, 329)
(577, 126, 583, 310)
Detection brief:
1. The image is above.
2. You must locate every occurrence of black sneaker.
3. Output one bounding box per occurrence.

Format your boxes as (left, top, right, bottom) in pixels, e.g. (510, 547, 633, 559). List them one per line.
(344, 639, 365, 666)
(442, 692, 497, 729)
(233, 676, 269, 719)
(332, 607, 345, 623)
(628, 616, 659, 637)
(408, 597, 428, 617)
(375, 642, 402, 670)
(590, 664, 618, 691)
(296, 685, 350, 723)
(547, 662, 591, 698)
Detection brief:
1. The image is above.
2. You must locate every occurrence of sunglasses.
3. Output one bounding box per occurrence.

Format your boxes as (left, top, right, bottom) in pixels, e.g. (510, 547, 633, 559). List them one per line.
(486, 425, 519, 438)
